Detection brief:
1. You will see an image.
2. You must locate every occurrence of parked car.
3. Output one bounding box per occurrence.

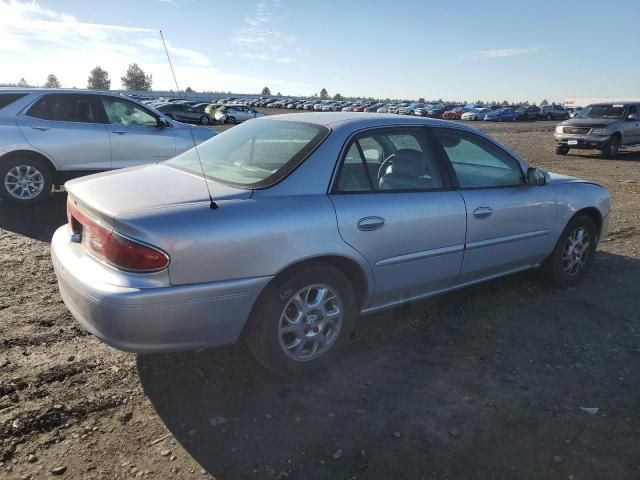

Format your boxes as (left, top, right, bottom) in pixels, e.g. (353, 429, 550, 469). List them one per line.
(516, 106, 541, 121)
(483, 108, 518, 122)
(461, 108, 491, 121)
(0, 89, 216, 204)
(52, 112, 610, 376)
(540, 104, 569, 120)
(214, 105, 265, 124)
(304, 101, 321, 110)
(442, 107, 465, 120)
(554, 102, 640, 157)
(398, 103, 422, 115)
(156, 103, 214, 125)
(387, 103, 407, 114)
(376, 104, 394, 113)
(364, 103, 383, 112)
(423, 104, 449, 118)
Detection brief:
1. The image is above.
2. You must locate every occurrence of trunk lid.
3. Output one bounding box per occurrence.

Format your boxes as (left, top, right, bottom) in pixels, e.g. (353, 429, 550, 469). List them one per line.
(65, 163, 252, 218)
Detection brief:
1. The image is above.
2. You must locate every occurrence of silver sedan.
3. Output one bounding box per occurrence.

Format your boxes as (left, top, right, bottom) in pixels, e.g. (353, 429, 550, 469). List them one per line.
(52, 113, 610, 376)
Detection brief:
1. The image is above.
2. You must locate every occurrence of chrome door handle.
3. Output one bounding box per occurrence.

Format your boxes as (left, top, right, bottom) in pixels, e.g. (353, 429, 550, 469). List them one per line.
(31, 126, 49, 131)
(357, 216, 385, 231)
(473, 207, 493, 219)
(112, 131, 126, 135)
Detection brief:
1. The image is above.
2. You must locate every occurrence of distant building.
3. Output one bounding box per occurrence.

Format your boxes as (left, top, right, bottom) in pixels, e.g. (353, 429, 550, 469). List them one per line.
(563, 96, 640, 107)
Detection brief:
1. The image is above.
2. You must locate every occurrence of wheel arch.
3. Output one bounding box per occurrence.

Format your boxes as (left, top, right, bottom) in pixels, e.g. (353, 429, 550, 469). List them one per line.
(571, 207, 603, 239)
(0, 149, 56, 175)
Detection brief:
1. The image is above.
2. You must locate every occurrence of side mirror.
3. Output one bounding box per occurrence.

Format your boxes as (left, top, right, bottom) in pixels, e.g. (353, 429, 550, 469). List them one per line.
(157, 117, 170, 128)
(527, 167, 546, 186)
(627, 113, 638, 121)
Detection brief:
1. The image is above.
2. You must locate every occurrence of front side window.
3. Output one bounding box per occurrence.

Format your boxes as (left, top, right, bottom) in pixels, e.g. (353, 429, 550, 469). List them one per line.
(26, 94, 98, 123)
(336, 129, 444, 192)
(433, 128, 523, 188)
(627, 105, 637, 120)
(166, 119, 328, 188)
(101, 97, 157, 127)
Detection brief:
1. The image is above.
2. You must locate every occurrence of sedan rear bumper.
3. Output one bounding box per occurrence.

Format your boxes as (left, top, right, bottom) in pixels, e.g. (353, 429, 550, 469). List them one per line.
(51, 226, 272, 353)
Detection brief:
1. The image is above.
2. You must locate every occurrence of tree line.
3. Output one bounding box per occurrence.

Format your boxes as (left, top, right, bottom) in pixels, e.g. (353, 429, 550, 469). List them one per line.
(15, 63, 153, 91)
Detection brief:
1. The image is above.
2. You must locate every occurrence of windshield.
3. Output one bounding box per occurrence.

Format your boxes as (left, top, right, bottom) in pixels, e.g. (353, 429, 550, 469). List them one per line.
(577, 104, 626, 119)
(165, 119, 329, 188)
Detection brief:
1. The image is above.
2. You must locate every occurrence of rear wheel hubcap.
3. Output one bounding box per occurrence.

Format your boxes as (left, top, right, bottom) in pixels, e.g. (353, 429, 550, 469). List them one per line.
(278, 284, 343, 362)
(4, 165, 45, 200)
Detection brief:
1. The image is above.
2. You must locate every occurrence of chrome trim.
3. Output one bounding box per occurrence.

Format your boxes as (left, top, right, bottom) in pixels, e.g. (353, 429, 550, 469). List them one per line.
(376, 244, 464, 267)
(465, 229, 551, 251)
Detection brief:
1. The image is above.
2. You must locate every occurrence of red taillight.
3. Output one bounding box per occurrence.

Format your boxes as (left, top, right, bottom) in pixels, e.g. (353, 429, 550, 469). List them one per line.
(66, 200, 169, 272)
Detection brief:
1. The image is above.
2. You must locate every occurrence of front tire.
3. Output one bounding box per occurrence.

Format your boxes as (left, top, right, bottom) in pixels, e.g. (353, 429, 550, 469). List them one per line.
(199, 115, 210, 125)
(542, 215, 597, 286)
(0, 156, 52, 205)
(555, 146, 570, 155)
(245, 264, 357, 376)
(227, 116, 237, 125)
(601, 135, 620, 158)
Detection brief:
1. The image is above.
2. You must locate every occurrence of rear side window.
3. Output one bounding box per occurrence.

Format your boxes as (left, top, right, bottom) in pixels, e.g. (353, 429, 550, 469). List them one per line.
(0, 93, 27, 110)
(26, 94, 98, 123)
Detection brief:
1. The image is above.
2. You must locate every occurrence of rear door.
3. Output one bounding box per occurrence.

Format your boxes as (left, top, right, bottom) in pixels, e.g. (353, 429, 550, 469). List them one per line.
(99, 96, 176, 169)
(16, 93, 111, 171)
(330, 127, 467, 309)
(432, 127, 556, 284)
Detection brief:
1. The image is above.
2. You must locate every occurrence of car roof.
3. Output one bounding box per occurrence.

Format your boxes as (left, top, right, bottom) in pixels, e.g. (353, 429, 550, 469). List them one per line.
(254, 112, 486, 132)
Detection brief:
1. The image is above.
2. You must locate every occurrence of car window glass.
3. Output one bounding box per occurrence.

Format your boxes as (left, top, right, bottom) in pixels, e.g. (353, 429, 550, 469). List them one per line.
(337, 129, 443, 192)
(628, 105, 637, 119)
(101, 97, 157, 127)
(434, 128, 523, 188)
(26, 97, 50, 119)
(0, 93, 27, 110)
(27, 95, 97, 123)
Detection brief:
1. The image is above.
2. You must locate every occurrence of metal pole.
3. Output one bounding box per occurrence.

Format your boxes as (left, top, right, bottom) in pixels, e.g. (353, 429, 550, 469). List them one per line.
(159, 30, 182, 98)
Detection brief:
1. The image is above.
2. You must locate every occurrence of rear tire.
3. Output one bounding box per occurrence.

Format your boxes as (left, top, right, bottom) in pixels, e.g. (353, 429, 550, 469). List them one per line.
(227, 116, 236, 125)
(199, 115, 210, 125)
(0, 156, 52, 205)
(555, 146, 570, 155)
(245, 264, 357, 376)
(542, 215, 597, 287)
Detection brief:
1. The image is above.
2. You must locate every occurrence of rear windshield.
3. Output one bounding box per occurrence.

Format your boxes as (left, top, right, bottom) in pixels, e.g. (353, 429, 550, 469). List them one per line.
(0, 93, 27, 110)
(166, 119, 329, 189)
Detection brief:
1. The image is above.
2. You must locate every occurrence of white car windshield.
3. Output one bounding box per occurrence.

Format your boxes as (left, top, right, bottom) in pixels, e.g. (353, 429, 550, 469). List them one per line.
(165, 120, 328, 188)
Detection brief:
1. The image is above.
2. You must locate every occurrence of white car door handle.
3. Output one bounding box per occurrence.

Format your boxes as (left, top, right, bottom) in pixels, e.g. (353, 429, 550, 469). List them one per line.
(112, 131, 126, 135)
(31, 126, 49, 131)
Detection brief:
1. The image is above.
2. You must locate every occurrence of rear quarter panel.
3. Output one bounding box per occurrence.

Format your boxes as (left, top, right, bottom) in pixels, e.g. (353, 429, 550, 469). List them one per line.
(113, 195, 374, 293)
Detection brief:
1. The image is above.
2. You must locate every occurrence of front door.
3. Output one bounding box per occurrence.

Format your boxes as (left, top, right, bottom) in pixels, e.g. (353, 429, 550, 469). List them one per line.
(330, 127, 467, 309)
(432, 127, 556, 284)
(622, 105, 640, 144)
(16, 93, 111, 171)
(99, 96, 176, 168)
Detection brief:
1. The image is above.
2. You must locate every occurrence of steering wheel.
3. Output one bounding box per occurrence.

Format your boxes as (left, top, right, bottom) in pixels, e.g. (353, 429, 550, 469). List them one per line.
(377, 153, 396, 182)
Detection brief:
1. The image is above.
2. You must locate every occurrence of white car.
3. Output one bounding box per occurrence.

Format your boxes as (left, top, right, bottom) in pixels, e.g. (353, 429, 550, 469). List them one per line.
(214, 105, 265, 124)
(461, 108, 491, 121)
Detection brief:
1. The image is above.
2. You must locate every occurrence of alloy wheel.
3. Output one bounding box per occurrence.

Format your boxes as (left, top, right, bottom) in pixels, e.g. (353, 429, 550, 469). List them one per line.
(278, 284, 344, 362)
(4, 165, 45, 200)
(561, 227, 591, 276)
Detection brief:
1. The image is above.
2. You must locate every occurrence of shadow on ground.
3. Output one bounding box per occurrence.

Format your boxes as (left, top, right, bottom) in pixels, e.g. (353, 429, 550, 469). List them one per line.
(138, 252, 640, 480)
(0, 191, 67, 241)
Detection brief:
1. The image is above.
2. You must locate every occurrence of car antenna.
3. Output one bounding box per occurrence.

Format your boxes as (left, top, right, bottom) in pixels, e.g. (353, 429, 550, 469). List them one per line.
(159, 29, 217, 209)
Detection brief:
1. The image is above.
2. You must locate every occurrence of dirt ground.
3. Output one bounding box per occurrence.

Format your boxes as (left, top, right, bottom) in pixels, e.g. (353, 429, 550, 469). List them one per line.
(1, 111, 639, 480)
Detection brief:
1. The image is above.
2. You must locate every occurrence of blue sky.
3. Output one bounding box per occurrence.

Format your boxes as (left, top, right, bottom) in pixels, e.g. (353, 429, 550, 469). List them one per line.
(1, 0, 639, 102)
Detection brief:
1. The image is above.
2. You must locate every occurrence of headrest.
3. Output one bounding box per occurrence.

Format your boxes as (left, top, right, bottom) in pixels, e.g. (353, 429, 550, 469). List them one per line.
(392, 149, 424, 176)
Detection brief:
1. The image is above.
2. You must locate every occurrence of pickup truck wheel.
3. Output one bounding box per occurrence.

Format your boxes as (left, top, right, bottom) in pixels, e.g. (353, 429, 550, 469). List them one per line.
(245, 264, 357, 376)
(601, 135, 620, 158)
(555, 146, 569, 155)
(0, 157, 52, 205)
(542, 215, 597, 286)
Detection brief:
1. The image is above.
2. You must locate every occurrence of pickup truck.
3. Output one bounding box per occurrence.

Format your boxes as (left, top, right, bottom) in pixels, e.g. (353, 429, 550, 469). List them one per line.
(553, 102, 640, 158)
